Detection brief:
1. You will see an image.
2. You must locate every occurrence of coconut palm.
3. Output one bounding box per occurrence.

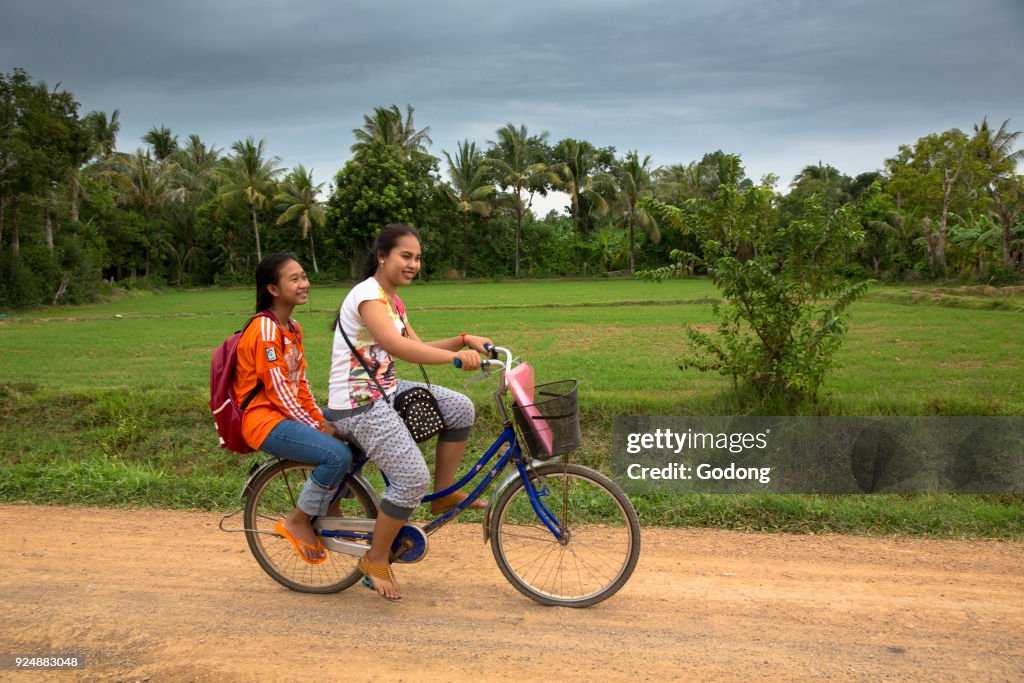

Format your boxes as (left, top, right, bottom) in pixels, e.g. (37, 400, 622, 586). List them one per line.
(552, 139, 616, 237)
(175, 134, 222, 201)
(973, 117, 1024, 268)
(112, 149, 184, 277)
(617, 151, 658, 273)
(143, 125, 179, 161)
(653, 161, 717, 204)
(443, 140, 494, 276)
(275, 164, 326, 273)
(218, 137, 284, 262)
(486, 124, 557, 276)
(351, 104, 432, 160)
(85, 109, 120, 160)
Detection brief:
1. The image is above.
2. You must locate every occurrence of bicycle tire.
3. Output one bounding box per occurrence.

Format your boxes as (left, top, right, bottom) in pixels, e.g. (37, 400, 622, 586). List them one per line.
(489, 462, 640, 607)
(244, 460, 377, 594)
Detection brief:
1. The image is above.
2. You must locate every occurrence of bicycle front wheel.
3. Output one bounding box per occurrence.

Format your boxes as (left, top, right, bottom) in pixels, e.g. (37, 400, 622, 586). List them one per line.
(244, 460, 377, 594)
(489, 462, 640, 607)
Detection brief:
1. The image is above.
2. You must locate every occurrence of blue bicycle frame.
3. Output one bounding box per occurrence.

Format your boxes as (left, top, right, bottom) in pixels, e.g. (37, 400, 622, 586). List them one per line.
(317, 424, 564, 546)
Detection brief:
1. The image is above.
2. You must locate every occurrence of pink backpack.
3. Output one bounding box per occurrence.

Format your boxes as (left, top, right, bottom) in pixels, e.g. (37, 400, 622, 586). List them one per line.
(209, 312, 273, 453)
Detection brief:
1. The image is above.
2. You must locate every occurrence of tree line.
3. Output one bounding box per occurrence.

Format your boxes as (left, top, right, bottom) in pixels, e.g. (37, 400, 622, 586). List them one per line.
(1, 67, 1021, 308)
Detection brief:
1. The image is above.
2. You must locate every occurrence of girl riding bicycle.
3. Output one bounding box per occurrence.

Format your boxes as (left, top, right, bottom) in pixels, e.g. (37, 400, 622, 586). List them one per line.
(234, 253, 352, 565)
(324, 223, 491, 600)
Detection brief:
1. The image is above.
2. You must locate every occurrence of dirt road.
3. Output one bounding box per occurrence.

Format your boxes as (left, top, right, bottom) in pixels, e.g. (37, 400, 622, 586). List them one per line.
(1, 504, 1021, 682)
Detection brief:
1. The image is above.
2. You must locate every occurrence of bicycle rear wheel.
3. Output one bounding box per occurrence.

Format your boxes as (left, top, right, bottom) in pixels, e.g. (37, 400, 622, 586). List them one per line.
(489, 462, 640, 607)
(244, 460, 376, 593)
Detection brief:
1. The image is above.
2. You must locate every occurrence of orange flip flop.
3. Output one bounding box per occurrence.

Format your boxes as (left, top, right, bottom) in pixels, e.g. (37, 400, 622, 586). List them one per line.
(274, 519, 327, 565)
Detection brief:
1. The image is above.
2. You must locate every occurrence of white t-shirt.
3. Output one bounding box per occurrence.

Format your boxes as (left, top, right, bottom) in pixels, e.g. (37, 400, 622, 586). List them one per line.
(328, 277, 408, 410)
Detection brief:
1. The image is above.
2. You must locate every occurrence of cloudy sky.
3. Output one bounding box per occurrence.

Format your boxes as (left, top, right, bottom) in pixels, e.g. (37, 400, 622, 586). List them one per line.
(2, 0, 1022, 213)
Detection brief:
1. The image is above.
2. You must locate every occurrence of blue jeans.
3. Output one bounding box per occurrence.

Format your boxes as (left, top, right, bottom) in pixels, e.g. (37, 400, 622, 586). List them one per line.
(259, 419, 353, 516)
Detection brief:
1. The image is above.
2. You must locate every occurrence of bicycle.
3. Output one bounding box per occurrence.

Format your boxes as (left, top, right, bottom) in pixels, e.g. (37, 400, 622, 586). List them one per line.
(222, 346, 641, 607)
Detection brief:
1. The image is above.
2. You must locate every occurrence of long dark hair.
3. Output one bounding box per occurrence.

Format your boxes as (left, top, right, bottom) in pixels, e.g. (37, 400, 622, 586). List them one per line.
(358, 223, 420, 280)
(255, 252, 300, 313)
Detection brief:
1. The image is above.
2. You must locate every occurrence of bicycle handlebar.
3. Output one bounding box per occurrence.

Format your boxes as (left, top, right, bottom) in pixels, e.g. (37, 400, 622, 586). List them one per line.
(452, 344, 510, 370)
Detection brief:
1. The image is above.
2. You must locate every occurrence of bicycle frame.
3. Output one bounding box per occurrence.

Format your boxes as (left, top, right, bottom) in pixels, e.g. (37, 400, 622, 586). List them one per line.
(316, 346, 565, 549)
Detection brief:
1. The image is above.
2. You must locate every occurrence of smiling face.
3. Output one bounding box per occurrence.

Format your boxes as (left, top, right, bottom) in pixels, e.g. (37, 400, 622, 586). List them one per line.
(268, 259, 309, 307)
(377, 234, 421, 288)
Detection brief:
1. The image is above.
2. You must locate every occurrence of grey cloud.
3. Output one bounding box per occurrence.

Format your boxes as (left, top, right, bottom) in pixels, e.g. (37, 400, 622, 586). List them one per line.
(1, 0, 1021, 189)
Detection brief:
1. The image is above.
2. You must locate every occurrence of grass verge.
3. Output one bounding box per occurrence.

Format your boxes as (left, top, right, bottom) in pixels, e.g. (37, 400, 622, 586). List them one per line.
(1, 383, 1019, 538)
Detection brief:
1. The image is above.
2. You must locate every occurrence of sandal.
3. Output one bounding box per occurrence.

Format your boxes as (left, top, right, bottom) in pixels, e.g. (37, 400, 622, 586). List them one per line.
(429, 490, 486, 515)
(357, 552, 402, 601)
(274, 519, 327, 565)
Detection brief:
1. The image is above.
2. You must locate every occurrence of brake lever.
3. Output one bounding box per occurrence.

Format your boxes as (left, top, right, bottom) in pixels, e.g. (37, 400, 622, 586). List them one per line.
(463, 364, 494, 388)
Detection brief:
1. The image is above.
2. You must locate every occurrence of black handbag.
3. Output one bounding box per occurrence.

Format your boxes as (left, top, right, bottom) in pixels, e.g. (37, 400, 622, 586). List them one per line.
(337, 320, 446, 443)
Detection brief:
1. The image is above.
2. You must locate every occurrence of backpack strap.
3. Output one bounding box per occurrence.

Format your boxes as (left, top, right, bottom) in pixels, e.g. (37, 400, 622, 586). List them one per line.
(239, 311, 277, 410)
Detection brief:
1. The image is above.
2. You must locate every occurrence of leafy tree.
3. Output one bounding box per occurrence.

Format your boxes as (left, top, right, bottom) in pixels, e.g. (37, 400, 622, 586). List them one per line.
(640, 156, 867, 406)
(218, 136, 283, 262)
(275, 164, 326, 273)
(886, 129, 984, 277)
(0, 69, 90, 260)
(853, 184, 903, 277)
(328, 139, 419, 275)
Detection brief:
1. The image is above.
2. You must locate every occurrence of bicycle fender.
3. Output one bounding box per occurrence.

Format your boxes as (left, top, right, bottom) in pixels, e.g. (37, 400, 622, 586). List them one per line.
(481, 457, 567, 544)
(240, 457, 382, 511)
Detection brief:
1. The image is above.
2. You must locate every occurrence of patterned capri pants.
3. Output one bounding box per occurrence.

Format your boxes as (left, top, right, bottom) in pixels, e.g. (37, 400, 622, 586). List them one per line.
(325, 380, 475, 520)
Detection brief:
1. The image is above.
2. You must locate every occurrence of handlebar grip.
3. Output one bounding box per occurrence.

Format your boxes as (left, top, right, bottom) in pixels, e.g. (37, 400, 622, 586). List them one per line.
(484, 343, 498, 359)
(453, 358, 462, 369)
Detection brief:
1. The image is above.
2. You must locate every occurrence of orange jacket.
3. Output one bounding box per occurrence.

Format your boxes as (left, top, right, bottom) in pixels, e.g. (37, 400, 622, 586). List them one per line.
(233, 314, 325, 449)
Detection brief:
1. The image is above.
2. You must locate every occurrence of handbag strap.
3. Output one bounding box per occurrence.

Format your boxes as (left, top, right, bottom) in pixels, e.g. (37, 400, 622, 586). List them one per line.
(337, 318, 394, 406)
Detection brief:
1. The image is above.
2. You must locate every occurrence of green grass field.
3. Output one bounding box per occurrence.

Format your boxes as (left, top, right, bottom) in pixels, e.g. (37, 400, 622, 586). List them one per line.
(1, 278, 1021, 536)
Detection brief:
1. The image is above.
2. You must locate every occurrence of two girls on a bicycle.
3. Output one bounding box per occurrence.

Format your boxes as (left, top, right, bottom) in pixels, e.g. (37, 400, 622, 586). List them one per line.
(238, 225, 491, 600)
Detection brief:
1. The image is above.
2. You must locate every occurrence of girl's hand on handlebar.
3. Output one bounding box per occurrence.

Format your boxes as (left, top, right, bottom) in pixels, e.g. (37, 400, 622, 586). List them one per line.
(452, 349, 482, 371)
(462, 334, 493, 355)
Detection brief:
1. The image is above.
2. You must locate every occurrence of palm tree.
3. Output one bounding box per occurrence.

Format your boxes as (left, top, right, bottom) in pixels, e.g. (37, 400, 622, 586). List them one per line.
(351, 104, 432, 160)
(552, 140, 616, 271)
(112, 149, 183, 277)
(218, 137, 283, 262)
(175, 134, 221, 202)
(617, 151, 658, 273)
(553, 140, 616, 236)
(973, 117, 1024, 268)
(443, 140, 494, 276)
(143, 125, 179, 161)
(653, 161, 717, 204)
(85, 109, 120, 160)
(275, 164, 326, 273)
(486, 124, 556, 276)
